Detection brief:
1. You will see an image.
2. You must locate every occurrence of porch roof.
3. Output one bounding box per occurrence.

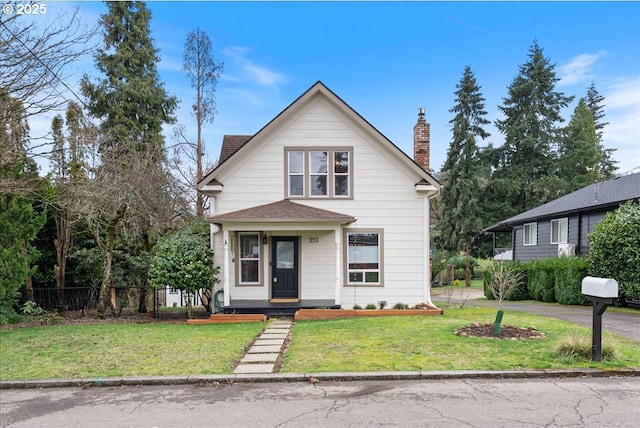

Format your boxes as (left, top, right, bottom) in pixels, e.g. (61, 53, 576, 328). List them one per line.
(207, 199, 356, 225)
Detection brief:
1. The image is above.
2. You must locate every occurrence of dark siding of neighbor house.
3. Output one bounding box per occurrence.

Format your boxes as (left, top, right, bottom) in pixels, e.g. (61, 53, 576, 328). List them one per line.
(512, 211, 615, 262)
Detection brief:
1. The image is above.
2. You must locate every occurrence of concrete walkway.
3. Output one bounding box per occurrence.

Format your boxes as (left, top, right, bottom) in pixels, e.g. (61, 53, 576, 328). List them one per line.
(233, 319, 292, 374)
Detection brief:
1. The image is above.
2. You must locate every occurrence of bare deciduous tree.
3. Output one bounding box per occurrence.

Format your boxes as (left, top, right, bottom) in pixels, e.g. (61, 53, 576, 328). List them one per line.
(487, 261, 525, 333)
(70, 152, 175, 318)
(0, 5, 98, 116)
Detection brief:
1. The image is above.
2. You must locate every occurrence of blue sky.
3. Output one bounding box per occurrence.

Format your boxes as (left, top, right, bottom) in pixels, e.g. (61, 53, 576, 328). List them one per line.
(50, 1, 640, 174)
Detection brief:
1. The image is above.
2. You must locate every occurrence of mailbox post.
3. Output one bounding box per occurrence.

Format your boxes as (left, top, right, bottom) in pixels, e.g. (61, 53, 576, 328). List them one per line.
(581, 276, 619, 362)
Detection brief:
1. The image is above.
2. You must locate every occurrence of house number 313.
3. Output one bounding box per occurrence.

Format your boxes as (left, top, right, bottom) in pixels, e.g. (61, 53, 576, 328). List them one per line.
(309, 237, 319, 243)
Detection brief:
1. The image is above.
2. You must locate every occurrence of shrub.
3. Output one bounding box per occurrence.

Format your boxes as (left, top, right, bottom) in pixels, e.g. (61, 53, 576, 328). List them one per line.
(453, 268, 466, 280)
(484, 262, 529, 301)
(554, 257, 590, 305)
(527, 260, 557, 302)
(365, 303, 377, 310)
(392, 302, 409, 309)
(352, 304, 362, 310)
(589, 201, 640, 301)
(435, 269, 452, 287)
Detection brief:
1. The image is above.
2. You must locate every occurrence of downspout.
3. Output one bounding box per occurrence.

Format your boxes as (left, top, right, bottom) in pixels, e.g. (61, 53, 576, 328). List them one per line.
(424, 188, 440, 307)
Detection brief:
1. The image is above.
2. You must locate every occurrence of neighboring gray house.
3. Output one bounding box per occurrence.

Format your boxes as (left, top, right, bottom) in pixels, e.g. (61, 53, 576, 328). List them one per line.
(485, 172, 640, 262)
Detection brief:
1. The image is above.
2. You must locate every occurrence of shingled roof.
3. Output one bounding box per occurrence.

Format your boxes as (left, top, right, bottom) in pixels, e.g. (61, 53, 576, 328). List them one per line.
(219, 135, 252, 165)
(485, 172, 640, 232)
(207, 199, 356, 224)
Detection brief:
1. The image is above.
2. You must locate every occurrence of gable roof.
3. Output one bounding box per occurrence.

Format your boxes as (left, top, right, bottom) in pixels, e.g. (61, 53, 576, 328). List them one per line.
(486, 172, 640, 232)
(198, 81, 439, 190)
(207, 199, 356, 225)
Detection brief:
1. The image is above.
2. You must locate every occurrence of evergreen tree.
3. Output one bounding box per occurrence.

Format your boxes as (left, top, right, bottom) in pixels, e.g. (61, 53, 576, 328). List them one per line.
(557, 98, 600, 192)
(437, 66, 490, 255)
(80, 1, 177, 160)
(491, 40, 573, 217)
(585, 82, 618, 177)
(78, 1, 177, 317)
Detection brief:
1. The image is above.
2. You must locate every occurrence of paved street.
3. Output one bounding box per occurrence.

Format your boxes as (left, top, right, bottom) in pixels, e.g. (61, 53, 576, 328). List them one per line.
(2, 377, 639, 427)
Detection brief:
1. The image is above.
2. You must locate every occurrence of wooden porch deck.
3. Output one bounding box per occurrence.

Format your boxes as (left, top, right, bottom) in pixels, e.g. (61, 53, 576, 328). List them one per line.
(223, 299, 340, 316)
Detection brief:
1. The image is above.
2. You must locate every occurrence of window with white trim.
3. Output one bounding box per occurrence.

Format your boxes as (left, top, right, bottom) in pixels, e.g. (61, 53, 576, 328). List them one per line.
(550, 218, 568, 244)
(345, 230, 383, 285)
(285, 148, 352, 198)
(239, 233, 260, 284)
(523, 223, 537, 246)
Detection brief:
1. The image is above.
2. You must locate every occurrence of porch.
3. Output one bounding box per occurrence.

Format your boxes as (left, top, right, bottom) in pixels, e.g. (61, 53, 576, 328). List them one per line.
(223, 299, 341, 317)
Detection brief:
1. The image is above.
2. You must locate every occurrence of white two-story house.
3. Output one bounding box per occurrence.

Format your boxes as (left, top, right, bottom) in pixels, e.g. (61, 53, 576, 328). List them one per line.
(197, 81, 440, 315)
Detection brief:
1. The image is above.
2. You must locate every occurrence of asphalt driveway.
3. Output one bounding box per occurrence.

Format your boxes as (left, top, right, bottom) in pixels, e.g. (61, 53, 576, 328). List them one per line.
(432, 288, 640, 342)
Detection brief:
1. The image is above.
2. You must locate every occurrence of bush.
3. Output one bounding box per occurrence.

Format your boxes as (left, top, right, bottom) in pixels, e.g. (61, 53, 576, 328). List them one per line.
(352, 304, 362, 310)
(392, 302, 409, 309)
(435, 269, 452, 287)
(483, 262, 529, 301)
(527, 260, 557, 302)
(365, 303, 377, 310)
(554, 257, 590, 305)
(589, 201, 640, 301)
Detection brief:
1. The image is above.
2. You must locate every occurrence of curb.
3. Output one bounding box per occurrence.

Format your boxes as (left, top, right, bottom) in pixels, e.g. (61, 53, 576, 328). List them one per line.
(2, 368, 638, 389)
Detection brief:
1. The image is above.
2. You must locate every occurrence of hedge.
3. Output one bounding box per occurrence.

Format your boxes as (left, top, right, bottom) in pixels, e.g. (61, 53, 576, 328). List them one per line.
(527, 259, 557, 303)
(554, 257, 590, 305)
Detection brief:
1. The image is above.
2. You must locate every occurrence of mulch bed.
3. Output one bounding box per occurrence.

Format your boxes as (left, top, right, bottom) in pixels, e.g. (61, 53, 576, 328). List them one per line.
(454, 322, 546, 340)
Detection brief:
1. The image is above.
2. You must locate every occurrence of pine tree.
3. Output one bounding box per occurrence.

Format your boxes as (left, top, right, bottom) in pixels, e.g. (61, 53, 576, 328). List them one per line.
(492, 40, 573, 216)
(437, 66, 490, 255)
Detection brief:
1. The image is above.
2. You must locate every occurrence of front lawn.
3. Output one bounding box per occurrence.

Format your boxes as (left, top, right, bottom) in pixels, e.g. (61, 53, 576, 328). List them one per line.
(283, 307, 640, 372)
(0, 323, 263, 380)
(1, 308, 638, 381)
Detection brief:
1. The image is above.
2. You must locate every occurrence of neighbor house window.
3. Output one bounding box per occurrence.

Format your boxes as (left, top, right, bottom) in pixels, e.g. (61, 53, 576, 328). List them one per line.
(345, 230, 383, 285)
(239, 233, 260, 284)
(523, 223, 537, 246)
(285, 147, 352, 198)
(550, 218, 568, 244)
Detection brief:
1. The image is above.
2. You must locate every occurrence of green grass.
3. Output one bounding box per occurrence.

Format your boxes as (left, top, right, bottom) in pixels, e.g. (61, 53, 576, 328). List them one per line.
(0, 323, 264, 380)
(282, 307, 640, 373)
(1, 308, 638, 381)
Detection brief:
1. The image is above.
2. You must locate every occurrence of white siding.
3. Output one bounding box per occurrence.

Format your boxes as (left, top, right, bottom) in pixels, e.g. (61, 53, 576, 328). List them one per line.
(211, 96, 431, 307)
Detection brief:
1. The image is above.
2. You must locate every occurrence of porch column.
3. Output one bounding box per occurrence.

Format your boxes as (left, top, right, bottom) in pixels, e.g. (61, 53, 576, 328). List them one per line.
(334, 227, 341, 306)
(223, 229, 231, 306)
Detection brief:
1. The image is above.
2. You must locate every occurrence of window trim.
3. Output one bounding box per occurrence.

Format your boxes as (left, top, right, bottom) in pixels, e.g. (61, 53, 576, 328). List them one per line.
(236, 232, 264, 286)
(284, 147, 353, 200)
(343, 228, 384, 287)
(550, 218, 568, 244)
(523, 222, 537, 246)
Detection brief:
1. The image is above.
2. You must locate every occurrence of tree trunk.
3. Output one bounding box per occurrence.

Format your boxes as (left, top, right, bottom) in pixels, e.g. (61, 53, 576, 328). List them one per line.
(54, 208, 71, 312)
(97, 248, 113, 319)
(22, 242, 34, 301)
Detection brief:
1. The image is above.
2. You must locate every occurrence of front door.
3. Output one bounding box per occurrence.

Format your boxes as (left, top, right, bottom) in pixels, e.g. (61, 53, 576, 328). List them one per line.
(271, 237, 299, 299)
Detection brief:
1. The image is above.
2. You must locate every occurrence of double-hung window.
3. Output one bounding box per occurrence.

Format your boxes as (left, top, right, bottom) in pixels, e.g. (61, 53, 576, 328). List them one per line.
(239, 233, 260, 284)
(286, 148, 352, 198)
(345, 230, 383, 285)
(523, 223, 537, 246)
(550, 218, 568, 244)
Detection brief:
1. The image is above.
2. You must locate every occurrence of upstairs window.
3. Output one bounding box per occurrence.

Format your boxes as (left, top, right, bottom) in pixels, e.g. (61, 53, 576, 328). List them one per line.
(551, 218, 568, 244)
(285, 147, 352, 199)
(523, 223, 537, 246)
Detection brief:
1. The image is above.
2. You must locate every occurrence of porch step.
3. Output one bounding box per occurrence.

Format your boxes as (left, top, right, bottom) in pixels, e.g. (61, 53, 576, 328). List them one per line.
(186, 314, 266, 324)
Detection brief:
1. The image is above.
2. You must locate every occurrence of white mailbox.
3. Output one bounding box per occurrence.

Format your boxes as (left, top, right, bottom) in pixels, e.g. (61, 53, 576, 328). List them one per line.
(581, 276, 618, 298)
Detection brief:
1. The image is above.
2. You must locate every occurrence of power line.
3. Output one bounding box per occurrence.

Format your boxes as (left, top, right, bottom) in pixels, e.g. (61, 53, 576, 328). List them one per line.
(0, 19, 89, 110)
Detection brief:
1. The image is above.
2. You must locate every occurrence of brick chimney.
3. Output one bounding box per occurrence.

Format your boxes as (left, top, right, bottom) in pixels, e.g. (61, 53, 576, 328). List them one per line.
(413, 108, 430, 172)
